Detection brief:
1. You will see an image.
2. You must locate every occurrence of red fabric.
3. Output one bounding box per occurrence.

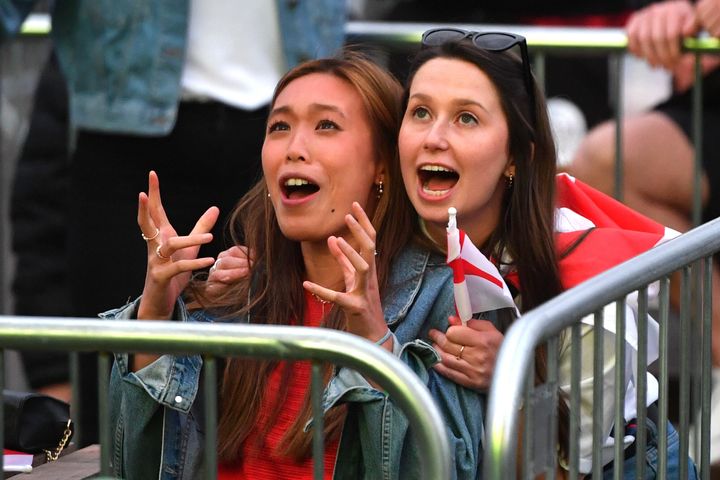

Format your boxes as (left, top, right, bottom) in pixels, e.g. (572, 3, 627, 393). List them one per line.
(554, 174, 672, 290)
(505, 174, 674, 292)
(218, 291, 338, 479)
(522, 11, 632, 27)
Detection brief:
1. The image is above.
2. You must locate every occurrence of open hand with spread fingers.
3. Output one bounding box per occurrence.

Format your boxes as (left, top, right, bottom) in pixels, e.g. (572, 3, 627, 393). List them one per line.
(428, 316, 504, 391)
(137, 171, 219, 320)
(302, 202, 391, 350)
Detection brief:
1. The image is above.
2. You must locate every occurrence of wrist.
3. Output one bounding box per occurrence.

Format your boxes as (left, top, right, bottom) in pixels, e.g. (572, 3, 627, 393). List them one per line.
(373, 328, 392, 346)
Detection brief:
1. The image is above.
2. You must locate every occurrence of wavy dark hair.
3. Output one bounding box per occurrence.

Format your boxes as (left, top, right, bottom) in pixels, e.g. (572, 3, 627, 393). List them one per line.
(403, 39, 569, 458)
(190, 51, 413, 463)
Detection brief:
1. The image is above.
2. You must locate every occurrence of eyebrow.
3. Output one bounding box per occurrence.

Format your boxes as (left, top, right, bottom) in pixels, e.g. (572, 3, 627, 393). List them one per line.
(268, 103, 346, 118)
(409, 92, 490, 113)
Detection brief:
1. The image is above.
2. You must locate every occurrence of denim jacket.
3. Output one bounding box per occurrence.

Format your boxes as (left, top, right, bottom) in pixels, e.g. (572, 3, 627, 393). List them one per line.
(102, 243, 484, 479)
(0, 0, 346, 134)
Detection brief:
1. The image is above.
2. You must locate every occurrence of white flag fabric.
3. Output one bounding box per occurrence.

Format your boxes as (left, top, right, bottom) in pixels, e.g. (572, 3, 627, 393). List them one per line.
(446, 208, 519, 324)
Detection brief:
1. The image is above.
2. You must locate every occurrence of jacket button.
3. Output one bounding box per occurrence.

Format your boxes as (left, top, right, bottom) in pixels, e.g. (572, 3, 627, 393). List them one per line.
(174, 395, 183, 404)
(287, 0, 299, 8)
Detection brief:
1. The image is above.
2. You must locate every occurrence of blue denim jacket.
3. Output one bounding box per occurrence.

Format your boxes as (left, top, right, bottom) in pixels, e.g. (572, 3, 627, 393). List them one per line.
(102, 244, 484, 479)
(0, 0, 345, 134)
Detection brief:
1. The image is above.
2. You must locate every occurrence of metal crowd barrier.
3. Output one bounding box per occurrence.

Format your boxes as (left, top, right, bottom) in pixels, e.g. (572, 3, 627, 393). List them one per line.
(6, 15, 720, 479)
(0, 320, 451, 479)
(484, 216, 720, 479)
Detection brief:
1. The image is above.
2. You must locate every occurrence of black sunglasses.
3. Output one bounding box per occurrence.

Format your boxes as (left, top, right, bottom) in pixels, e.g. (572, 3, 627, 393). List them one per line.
(421, 28, 536, 117)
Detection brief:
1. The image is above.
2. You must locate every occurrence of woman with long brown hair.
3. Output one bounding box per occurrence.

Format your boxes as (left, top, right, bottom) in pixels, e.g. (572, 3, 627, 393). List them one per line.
(405, 30, 696, 477)
(105, 51, 483, 479)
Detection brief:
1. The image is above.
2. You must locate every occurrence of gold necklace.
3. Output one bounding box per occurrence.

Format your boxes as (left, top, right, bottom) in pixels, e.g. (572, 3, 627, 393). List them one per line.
(310, 292, 333, 317)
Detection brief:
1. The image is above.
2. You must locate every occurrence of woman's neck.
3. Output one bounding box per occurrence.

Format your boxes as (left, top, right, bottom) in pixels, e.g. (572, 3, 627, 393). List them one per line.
(300, 240, 346, 290)
(420, 218, 500, 253)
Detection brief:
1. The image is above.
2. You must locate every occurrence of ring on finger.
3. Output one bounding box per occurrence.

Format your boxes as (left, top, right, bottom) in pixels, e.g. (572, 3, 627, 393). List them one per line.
(156, 244, 170, 260)
(456, 345, 465, 361)
(141, 227, 160, 241)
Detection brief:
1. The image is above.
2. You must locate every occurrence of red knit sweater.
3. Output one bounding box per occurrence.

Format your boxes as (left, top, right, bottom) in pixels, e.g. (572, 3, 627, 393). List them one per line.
(218, 291, 339, 479)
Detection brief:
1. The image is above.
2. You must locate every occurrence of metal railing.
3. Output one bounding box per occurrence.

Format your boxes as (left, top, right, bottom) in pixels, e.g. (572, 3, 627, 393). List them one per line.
(0, 320, 452, 479)
(6, 15, 720, 478)
(484, 216, 720, 479)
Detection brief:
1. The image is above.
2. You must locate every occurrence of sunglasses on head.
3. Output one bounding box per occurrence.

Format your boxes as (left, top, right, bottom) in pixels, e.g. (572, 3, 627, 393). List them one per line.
(421, 28, 536, 117)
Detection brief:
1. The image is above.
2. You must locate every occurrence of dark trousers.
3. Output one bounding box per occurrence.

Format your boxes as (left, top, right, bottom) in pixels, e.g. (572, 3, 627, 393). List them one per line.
(67, 101, 266, 444)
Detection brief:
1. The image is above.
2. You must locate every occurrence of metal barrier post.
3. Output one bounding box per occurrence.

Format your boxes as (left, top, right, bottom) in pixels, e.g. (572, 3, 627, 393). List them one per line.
(204, 356, 218, 480)
(98, 352, 111, 476)
(486, 218, 720, 479)
(0, 320, 452, 479)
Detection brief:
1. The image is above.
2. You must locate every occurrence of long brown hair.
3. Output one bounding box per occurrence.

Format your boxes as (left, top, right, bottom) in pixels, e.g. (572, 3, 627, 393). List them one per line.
(404, 40, 569, 457)
(192, 51, 413, 463)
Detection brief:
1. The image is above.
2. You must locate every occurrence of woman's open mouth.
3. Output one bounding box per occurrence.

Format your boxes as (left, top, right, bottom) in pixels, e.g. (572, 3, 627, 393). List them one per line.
(281, 177, 320, 202)
(417, 165, 459, 197)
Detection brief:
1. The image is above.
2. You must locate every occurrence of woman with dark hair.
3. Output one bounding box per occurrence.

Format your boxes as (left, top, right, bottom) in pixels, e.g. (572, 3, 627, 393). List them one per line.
(404, 31, 695, 477)
(104, 51, 483, 479)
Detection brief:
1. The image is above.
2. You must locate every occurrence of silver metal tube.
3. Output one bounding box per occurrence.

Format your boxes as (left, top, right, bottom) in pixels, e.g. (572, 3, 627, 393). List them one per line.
(613, 299, 626, 480)
(204, 356, 218, 480)
(692, 54, 704, 227)
(485, 219, 720, 478)
(522, 360, 533, 479)
(98, 352, 111, 476)
(569, 324, 581, 478)
(311, 362, 325, 480)
(658, 278, 670, 478)
(680, 267, 691, 480)
(702, 256, 713, 479)
(546, 337, 559, 479)
(0, 319, 452, 479)
(592, 310, 604, 478)
(636, 288, 648, 479)
(611, 54, 624, 201)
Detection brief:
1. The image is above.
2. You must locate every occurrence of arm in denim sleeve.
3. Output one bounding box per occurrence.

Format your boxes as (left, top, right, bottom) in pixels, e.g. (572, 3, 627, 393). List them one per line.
(101, 297, 202, 413)
(327, 340, 483, 480)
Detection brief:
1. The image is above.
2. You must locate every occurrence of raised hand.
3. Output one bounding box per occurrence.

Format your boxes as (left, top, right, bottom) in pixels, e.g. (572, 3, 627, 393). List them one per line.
(626, 0, 699, 69)
(428, 316, 504, 391)
(302, 202, 391, 349)
(137, 171, 218, 320)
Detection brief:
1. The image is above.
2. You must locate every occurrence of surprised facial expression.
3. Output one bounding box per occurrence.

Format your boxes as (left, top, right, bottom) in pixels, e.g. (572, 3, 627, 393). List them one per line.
(262, 73, 380, 243)
(399, 57, 513, 244)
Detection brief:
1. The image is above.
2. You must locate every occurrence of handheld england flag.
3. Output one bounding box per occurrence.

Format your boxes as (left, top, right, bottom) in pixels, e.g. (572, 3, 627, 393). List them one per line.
(446, 207, 519, 324)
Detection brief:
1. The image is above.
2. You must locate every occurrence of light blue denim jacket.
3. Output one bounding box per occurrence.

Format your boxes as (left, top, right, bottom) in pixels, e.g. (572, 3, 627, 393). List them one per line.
(0, 0, 346, 134)
(102, 244, 484, 479)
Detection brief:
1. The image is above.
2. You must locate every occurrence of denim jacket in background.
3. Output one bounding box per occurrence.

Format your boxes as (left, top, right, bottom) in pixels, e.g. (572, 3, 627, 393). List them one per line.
(102, 243, 484, 479)
(0, 0, 346, 135)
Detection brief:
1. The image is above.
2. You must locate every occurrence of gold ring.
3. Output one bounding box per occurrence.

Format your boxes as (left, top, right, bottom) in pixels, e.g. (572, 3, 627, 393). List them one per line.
(156, 244, 170, 260)
(456, 345, 465, 361)
(141, 228, 160, 241)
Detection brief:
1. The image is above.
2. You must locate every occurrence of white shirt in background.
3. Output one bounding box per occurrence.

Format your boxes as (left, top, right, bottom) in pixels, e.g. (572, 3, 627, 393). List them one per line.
(181, 0, 286, 109)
